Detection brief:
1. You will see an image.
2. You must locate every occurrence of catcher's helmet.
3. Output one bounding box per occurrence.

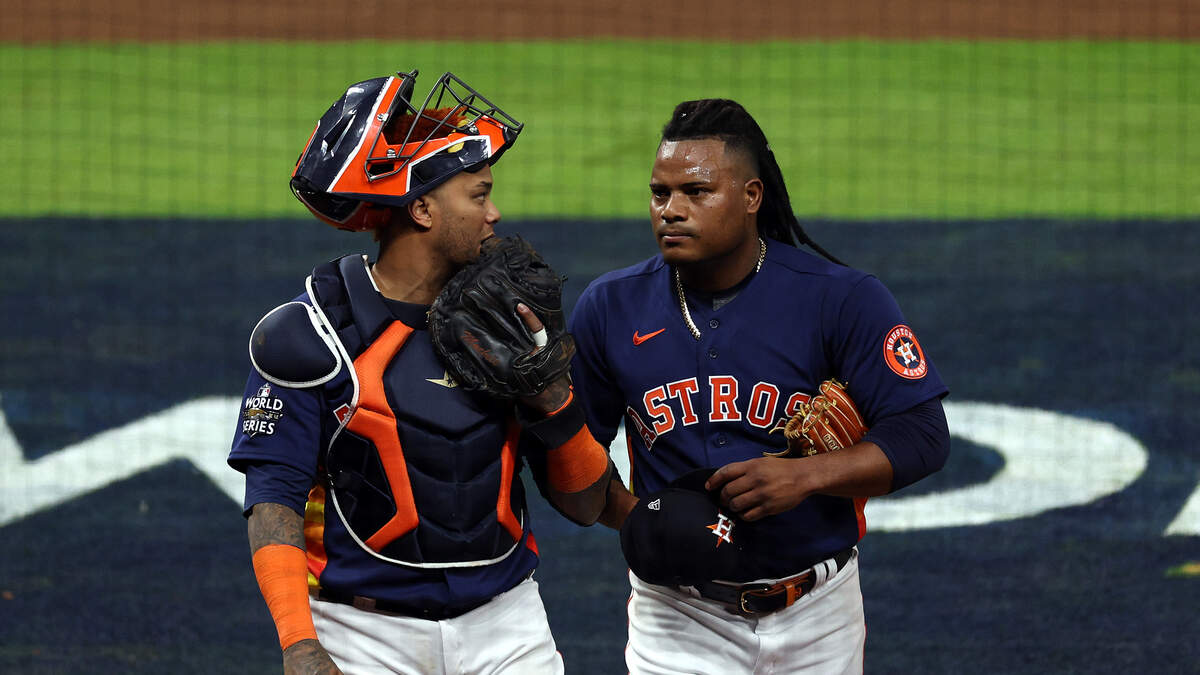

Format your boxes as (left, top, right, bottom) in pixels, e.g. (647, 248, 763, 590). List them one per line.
(290, 69, 523, 231)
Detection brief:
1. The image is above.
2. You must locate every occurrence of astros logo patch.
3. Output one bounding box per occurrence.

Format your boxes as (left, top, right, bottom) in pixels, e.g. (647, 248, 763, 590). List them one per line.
(883, 324, 928, 379)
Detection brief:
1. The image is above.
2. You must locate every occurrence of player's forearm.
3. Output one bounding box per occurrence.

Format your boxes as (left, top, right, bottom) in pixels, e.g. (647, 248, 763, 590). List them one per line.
(708, 444, 895, 521)
(547, 459, 614, 525)
(596, 474, 639, 530)
(247, 502, 320, 655)
(799, 441, 894, 499)
(520, 389, 615, 525)
(248, 501, 306, 553)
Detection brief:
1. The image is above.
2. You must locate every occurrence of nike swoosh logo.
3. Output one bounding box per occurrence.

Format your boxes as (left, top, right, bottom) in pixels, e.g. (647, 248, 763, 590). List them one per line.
(632, 328, 666, 346)
(426, 371, 458, 388)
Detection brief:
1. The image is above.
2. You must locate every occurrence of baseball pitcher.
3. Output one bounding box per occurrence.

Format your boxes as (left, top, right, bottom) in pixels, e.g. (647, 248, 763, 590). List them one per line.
(570, 99, 952, 674)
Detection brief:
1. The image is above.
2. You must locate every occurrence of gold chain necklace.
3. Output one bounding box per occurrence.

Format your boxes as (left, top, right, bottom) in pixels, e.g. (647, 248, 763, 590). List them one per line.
(674, 237, 766, 340)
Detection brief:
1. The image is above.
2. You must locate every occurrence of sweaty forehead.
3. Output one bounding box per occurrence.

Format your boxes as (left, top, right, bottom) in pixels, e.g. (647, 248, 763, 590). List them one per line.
(653, 138, 752, 183)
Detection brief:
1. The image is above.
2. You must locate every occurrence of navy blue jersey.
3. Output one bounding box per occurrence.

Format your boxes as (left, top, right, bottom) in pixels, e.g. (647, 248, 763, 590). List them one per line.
(229, 258, 541, 615)
(570, 242, 948, 572)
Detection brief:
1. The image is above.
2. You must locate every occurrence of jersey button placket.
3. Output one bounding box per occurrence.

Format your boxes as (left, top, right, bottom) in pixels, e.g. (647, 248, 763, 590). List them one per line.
(707, 317, 719, 357)
(694, 308, 720, 464)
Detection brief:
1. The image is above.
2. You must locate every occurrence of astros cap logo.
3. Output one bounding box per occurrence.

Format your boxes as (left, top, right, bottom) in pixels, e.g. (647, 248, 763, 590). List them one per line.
(706, 512, 735, 546)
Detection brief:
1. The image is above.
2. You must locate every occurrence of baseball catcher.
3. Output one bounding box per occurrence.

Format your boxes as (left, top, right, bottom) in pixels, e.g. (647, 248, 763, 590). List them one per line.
(229, 68, 612, 675)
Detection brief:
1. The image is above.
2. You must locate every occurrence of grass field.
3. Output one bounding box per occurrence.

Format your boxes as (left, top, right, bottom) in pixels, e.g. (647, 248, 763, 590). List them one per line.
(2, 39, 1198, 218)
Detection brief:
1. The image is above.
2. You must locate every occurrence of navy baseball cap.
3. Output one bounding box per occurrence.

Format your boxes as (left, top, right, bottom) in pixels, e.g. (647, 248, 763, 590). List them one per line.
(620, 468, 752, 586)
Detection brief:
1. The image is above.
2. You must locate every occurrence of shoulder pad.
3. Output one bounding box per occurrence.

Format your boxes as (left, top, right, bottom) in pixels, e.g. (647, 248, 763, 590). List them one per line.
(250, 301, 343, 388)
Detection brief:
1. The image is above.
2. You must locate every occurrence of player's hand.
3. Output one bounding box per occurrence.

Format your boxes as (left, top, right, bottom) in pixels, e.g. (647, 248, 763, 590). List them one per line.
(705, 457, 809, 522)
(283, 639, 344, 675)
(515, 302, 572, 416)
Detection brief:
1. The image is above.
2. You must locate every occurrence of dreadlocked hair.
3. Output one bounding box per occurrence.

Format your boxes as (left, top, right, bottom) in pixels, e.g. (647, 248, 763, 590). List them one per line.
(660, 99, 844, 265)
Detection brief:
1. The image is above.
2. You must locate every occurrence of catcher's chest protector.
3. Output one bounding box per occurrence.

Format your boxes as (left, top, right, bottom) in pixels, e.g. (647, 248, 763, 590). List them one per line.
(309, 255, 528, 568)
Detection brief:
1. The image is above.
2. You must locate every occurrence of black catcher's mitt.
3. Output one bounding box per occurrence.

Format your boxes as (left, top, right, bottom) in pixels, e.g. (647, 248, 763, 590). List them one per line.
(428, 235, 575, 398)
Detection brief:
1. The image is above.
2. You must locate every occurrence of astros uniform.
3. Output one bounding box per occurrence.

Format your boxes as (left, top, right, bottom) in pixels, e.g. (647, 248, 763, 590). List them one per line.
(569, 241, 948, 673)
(229, 254, 563, 673)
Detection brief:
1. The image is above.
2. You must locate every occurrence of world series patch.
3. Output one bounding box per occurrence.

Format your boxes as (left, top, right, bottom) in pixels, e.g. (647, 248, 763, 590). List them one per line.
(883, 324, 928, 379)
(241, 383, 285, 437)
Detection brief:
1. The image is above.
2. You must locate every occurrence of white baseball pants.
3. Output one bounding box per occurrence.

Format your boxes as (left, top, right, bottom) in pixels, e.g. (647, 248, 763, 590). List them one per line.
(310, 576, 565, 674)
(626, 549, 866, 674)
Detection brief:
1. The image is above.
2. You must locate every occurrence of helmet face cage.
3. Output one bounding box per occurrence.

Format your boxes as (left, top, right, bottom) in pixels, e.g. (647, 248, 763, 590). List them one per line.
(365, 70, 523, 184)
(290, 69, 524, 231)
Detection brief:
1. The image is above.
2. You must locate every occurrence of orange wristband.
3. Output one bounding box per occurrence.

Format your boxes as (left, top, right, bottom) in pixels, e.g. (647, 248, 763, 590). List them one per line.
(547, 425, 610, 493)
(251, 544, 318, 650)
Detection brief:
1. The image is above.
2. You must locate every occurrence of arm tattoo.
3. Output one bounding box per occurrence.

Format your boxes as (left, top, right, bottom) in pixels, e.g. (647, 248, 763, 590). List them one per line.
(283, 639, 343, 674)
(247, 502, 305, 553)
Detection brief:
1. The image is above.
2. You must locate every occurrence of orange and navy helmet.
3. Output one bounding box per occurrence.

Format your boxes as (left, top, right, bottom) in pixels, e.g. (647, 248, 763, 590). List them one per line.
(290, 69, 523, 232)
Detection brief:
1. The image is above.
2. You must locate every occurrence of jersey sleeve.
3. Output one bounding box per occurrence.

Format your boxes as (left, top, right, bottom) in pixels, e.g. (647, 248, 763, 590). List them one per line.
(227, 369, 325, 514)
(828, 275, 948, 423)
(240, 461, 316, 518)
(567, 282, 626, 447)
(861, 396, 951, 491)
(825, 275, 950, 491)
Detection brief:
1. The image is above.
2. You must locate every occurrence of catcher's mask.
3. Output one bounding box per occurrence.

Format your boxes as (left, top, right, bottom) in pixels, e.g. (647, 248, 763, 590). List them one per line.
(290, 69, 523, 232)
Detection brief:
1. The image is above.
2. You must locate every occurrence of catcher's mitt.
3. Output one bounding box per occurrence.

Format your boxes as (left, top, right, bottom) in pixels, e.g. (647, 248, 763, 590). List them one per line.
(428, 235, 575, 399)
(766, 379, 868, 457)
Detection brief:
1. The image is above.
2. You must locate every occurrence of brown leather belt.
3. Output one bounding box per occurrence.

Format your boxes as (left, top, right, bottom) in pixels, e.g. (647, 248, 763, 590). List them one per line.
(691, 547, 856, 616)
(313, 570, 535, 621)
(314, 588, 492, 621)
